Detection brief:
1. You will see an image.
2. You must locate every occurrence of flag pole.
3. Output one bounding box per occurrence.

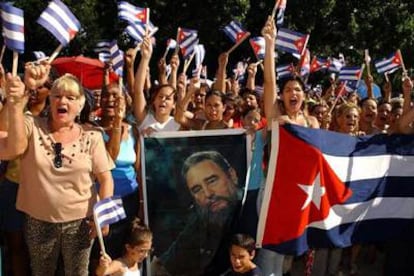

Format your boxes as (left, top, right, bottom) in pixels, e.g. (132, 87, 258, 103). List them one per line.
(48, 44, 64, 63)
(182, 51, 196, 75)
(397, 49, 407, 74)
(384, 72, 390, 83)
(93, 211, 107, 256)
(145, 8, 150, 35)
(364, 49, 371, 76)
(226, 32, 251, 55)
(328, 81, 346, 115)
(271, 0, 281, 20)
(0, 45, 6, 65)
(162, 45, 169, 60)
(173, 27, 181, 56)
(12, 51, 18, 77)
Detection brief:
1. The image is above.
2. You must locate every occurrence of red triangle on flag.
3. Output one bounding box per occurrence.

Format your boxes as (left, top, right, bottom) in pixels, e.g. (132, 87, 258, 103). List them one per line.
(261, 127, 352, 245)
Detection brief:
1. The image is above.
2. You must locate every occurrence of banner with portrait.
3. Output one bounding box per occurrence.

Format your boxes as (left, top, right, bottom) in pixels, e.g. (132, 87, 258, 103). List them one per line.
(141, 129, 250, 276)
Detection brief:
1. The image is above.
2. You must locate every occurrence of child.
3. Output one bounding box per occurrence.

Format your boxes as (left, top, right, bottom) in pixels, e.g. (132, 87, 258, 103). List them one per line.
(96, 218, 153, 276)
(223, 233, 263, 276)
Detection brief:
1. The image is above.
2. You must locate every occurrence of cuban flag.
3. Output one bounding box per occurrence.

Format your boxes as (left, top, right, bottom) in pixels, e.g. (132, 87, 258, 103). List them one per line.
(192, 44, 206, 78)
(98, 52, 110, 63)
(94, 40, 111, 53)
(223, 20, 249, 44)
(1, 3, 24, 53)
(276, 63, 295, 80)
(125, 21, 158, 43)
(249, 36, 265, 60)
(93, 196, 126, 229)
(310, 56, 329, 73)
(109, 41, 124, 77)
(276, 0, 287, 26)
(328, 57, 344, 73)
(117, 1, 148, 25)
(275, 28, 309, 56)
(257, 122, 414, 255)
(178, 28, 198, 59)
(33, 51, 47, 61)
(338, 65, 364, 92)
(37, 0, 80, 46)
(298, 49, 310, 77)
(374, 51, 402, 74)
(166, 38, 177, 50)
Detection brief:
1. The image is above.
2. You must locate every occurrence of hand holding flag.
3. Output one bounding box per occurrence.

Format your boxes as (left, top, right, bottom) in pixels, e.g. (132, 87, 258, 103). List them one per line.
(93, 196, 126, 255)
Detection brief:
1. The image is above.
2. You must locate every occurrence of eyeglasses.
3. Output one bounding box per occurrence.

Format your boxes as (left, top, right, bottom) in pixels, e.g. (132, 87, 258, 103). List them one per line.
(53, 142, 63, 168)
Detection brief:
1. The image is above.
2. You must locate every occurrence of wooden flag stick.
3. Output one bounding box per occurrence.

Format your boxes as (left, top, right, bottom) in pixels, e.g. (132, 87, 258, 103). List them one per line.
(397, 49, 407, 74)
(93, 212, 107, 256)
(0, 45, 6, 65)
(182, 51, 196, 75)
(48, 44, 64, 63)
(328, 82, 346, 115)
(364, 49, 371, 76)
(145, 8, 150, 35)
(173, 27, 181, 56)
(384, 72, 390, 83)
(226, 32, 251, 55)
(271, 0, 281, 19)
(162, 46, 169, 60)
(12, 51, 18, 77)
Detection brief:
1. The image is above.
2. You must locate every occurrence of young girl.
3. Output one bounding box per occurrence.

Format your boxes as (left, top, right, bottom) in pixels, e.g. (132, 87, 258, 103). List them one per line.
(96, 218, 153, 276)
(222, 233, 262, 276)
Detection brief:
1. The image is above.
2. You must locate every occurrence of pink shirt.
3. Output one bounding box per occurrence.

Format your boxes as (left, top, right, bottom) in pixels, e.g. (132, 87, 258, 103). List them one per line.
(17, 115, 114, 223)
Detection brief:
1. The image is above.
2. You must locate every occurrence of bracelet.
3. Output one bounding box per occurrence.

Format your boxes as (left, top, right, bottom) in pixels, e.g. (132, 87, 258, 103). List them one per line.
(112, 127, 122, 132)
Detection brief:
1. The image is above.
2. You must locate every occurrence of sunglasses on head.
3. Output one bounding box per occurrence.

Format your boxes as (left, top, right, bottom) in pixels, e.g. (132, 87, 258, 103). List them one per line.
(53, 142, 63, 168)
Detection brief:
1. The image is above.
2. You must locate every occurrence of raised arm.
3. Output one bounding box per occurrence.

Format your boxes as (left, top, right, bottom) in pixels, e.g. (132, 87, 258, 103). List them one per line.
(365, 74, 375, 99)
(175, 77, 198, 129)
(133, 36, 153, 124)
(213, 52, 229, 93)
(105, 94, 125, 161)
(157, 58, 168, 85)
(169, 54, 180, 89)
(0, 74, 28, 160)
(402, 75, 413, 115)
(262, 16, 278, 121)
(246, 62, 258, 91)
(125, 47, 138, 98)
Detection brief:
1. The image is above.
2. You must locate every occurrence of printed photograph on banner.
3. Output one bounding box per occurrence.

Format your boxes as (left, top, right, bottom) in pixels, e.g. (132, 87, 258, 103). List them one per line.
(141, 129, 249, 276)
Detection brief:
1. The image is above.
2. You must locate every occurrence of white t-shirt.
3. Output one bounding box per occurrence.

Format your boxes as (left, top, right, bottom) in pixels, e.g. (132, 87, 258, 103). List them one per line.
(138, 112, 180, 133)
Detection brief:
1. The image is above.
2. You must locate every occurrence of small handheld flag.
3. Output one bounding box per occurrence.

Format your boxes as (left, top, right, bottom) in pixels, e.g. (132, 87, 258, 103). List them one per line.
(117, 1, 148, 26)
(37, 0, 80, 62)
(275, 28, 309, 56)
(109, 41, 124, 77)
(93, 196, 126, 254)
(37, 0, 80, 46)
(1, 3, 24, 54)
(374, 51, 402, 75)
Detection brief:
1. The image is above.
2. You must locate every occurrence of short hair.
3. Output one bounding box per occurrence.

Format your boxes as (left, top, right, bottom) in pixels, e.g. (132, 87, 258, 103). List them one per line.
(229, 233, 256, 255)
(51, 73, 86, 108)
(124, 217, 153, 247)
(181, 151, 232, 180)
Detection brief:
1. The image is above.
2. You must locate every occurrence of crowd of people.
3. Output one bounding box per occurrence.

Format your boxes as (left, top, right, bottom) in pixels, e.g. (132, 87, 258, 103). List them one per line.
(0, 14, 413, 276)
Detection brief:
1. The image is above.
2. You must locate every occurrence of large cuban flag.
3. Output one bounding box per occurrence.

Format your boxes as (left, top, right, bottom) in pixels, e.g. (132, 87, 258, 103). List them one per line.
(257, 121, 414, 255)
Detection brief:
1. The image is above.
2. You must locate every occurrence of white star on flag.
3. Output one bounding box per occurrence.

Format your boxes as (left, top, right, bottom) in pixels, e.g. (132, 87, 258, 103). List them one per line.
(298, 172, 326, 210)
